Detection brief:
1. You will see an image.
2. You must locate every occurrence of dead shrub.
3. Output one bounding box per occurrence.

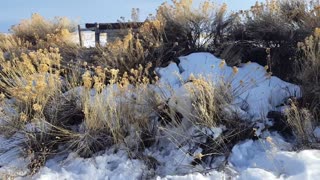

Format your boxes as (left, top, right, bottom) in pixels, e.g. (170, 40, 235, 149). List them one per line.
(157, 0, 231, 53)
(8, 14, 79, 69)
(222, 0, 320, 81)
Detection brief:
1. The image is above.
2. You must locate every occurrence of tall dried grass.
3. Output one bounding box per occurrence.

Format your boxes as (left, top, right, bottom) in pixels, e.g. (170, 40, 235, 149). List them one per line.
(296, 28, 320, 122)
(69, 65, 157, 157)
(0, 48, 62, 116)
(186, 76, 233, 127)
(285, 102, 316, 147)
(11, 14, 76, 46)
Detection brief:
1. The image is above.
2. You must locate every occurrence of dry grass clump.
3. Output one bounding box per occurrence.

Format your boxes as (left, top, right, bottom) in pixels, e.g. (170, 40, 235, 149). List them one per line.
(11, 14, 76, 46)
(97, 30, 153, 74)
(0, 48, 65, 174)
(0, 34, 31, 53)
(1, 15, 79, 81)
(285, 101, 317, 147)
(188, 77, 255, 161)
(0, 48, 62, 115)
(73, 65, 157, 157)
(282, 28, 320, 150)
(187, 76, 233, 127)
(7, 14, 79, 68)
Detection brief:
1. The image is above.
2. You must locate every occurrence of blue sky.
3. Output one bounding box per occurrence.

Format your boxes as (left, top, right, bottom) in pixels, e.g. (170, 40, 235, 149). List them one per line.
(0, 0, 260, 32)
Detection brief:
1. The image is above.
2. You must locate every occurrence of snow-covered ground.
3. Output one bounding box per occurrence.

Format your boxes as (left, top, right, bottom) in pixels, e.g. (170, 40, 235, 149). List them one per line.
(1, 52, 320, 179)
(32, 136, 320, 180)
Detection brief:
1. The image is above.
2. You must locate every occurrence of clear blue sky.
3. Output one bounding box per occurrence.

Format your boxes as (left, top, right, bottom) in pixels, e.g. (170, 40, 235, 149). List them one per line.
(0, 0, 261, 32)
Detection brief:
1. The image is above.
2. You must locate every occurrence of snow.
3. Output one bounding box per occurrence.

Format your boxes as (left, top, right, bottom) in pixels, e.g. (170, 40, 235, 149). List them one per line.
(228, 133, 320, 179)
(159, 53, 300, 121)
(0, 52, 319, 180)
(0, 136, 29, 177)
(28, 139, 320, 180)
(158, 171, 226, 180)
(235, 146, 320, 179)
(33, 151, 147, 180)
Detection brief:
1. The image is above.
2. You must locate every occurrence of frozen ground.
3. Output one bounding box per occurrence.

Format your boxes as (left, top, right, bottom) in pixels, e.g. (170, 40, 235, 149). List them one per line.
(1, 52, 320, 179)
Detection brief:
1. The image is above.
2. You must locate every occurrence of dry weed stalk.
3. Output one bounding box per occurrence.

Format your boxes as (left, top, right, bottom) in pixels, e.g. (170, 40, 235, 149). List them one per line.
(187, 76, 233, 127)
(285, 102, 316, 146)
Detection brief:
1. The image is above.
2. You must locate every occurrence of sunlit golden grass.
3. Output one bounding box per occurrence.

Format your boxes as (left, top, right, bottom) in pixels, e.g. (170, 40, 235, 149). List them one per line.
(11, 13, 75, 46)
(0, 48, 62, 115)
(0, 34, 30, 53)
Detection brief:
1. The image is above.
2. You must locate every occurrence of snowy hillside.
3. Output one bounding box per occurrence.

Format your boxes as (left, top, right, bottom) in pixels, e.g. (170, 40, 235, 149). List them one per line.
(1, 52, 320, 180)
(2, 0, 320, 179)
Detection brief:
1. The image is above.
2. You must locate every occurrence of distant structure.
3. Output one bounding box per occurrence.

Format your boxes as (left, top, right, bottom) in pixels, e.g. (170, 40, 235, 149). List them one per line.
(78, 22, 144, 47)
